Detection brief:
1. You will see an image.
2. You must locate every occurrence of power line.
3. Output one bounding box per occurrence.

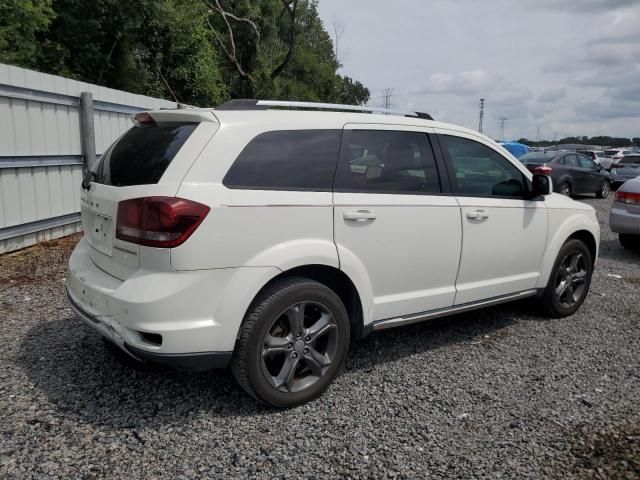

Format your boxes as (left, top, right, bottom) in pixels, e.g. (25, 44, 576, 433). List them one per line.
(478, 98, 485, 134)
(498, 117, 507, 141)
(382, 88, 394, 111)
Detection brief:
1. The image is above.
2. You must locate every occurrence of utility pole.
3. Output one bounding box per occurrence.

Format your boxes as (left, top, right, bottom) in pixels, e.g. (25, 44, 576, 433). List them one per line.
(499, 117, 507, 141)
(382, 88, 394, 111)
(478, 98, 485, 134)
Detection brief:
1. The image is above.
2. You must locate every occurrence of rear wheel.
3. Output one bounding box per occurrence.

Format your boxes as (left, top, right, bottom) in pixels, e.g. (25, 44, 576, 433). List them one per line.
(558, 182, 571, 197)
(232, 277, 350, 407)
(619, 234, 640, 252)
(596, 180, 610, 199)
(540, 239, 593, 318)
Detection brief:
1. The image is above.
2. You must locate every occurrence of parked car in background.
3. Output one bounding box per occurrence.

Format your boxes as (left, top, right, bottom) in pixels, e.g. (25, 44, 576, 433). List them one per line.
(67, 100, 600, 407)
(610, 176, 640, 251)
(578, 149, 612, 170)
(610, 155, 640, 190)
(520, 151, 610, 198)
(605, 148, 634, 163)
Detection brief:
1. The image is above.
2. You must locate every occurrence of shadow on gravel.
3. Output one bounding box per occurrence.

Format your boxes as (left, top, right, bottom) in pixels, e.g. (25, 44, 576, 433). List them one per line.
(346, 302, 533, 373)
(598, 237, 640, 263)
(17, 303, 526, 427)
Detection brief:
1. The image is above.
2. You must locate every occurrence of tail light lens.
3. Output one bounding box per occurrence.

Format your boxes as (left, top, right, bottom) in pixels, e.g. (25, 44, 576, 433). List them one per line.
(614, 190, 640, 205)
(532, 165, 553, 174)
(116, 197, 210, 248)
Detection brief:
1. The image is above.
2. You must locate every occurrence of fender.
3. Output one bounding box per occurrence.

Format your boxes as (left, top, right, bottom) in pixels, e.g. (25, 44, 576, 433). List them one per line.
(536, 209, 600, 289)
(334, 244, 375, 325)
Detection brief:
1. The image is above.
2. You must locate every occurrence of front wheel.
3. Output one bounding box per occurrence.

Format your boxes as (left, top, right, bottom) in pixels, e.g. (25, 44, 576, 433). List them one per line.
(231, 277, 350, 407)
(540, 239, 593, 318)
(619, 234, 640, 252)
(596, 180, 610, 199)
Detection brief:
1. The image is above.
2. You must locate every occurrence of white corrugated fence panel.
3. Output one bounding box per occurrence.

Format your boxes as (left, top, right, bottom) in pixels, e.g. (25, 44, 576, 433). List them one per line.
(0, 63, 179, 253)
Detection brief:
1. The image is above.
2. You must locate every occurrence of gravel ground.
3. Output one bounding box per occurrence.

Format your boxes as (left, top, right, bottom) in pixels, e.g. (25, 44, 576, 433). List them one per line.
(0, 196, 639, 479)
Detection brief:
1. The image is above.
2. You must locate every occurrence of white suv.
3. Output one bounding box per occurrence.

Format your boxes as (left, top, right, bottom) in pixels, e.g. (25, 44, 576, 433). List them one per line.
(67, 100, 600, 407)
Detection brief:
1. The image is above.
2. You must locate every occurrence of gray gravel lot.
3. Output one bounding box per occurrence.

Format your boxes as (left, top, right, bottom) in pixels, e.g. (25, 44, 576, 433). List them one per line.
(1, 196, 639, 479)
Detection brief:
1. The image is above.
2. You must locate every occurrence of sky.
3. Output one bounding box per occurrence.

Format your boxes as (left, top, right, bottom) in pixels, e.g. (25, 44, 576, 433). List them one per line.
(316, 0, 640, 141)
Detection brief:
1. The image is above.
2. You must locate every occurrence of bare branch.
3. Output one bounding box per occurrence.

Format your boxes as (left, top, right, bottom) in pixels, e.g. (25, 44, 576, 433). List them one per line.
(204, 0, 261, 79)
(271, 0, 298, 79)
(205, 15, 249, 78)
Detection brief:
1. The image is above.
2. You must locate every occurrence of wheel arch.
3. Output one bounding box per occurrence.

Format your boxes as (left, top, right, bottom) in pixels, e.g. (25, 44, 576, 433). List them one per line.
(536, 215, 599, 289)
(243, 264, 367, 341)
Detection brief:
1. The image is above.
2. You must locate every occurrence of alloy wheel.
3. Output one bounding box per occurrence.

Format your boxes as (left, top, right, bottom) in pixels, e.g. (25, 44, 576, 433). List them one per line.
(554, 251, 588, 309)
(261, 301, 339, 393)
(600, 181, 609, 198)
(560, 184, 571, 196)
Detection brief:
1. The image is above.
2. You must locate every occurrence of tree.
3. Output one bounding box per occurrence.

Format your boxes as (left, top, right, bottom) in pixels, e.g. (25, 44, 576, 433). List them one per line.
(0, 0, 55, 67)
(0, 0, 370, 107)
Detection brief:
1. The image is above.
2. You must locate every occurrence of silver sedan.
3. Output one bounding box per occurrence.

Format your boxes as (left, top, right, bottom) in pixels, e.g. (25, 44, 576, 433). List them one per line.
(610, 176, 640, 251)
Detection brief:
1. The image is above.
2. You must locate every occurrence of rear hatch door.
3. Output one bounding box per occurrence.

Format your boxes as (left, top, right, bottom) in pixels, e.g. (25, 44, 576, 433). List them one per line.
(82, 110, 218, 280)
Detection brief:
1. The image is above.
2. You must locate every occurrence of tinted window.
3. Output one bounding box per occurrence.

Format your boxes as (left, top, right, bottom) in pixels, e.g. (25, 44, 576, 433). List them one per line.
(94, 123, 197, 187)
(520, 153, 555, 164)
(563, 154, 580, 167)
(577, 155, 596, 170)
(442, 135, 526, 197)
(334, 130, 440, 194)
(620, 156, 640, 164)
(223, 130, 341, 190)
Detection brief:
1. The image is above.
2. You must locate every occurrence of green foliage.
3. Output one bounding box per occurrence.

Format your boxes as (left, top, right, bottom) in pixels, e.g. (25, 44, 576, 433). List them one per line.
(0, 0, 369, 107)
(0, 0, 55, 67)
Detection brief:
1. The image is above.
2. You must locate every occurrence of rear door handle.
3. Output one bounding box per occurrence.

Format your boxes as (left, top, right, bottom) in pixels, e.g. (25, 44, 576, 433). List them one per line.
(343, 210, 377, 222)
(466, 210, 489, 220)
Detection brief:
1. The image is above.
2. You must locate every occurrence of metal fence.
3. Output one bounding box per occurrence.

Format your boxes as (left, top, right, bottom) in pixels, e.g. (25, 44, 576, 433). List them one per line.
(0, 64, 176, 253)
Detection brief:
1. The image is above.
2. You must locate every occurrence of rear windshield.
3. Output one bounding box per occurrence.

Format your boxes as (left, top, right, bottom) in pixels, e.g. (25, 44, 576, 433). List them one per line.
(520, 153, 555, 164)
(93, 123, 197, 186)
(620, 156, 640, 165)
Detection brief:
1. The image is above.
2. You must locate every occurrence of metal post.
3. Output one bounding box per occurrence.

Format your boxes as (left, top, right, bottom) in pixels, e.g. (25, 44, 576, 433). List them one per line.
(79, 91, 96, 172)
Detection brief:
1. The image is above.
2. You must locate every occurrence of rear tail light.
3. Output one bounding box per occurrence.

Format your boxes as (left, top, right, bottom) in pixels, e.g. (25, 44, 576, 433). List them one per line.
(532, 165, 553, 174)
(132, 112, 156, 127)
(611, 163, 622, 169)
(116, 197, 210, 248)
(614, 190, 640, 205)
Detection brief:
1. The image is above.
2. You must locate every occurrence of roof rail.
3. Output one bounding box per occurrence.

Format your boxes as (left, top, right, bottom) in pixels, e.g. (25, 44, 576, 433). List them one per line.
(215, 99, 433, 120)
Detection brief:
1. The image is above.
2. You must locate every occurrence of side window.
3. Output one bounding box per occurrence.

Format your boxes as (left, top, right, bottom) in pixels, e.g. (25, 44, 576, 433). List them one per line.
(577, 155, 596, 170)
(334, 130, 441, 194)
(564, 155, 580, 167)
(442, 135, 526, 198)
(223, 130, 342, 190)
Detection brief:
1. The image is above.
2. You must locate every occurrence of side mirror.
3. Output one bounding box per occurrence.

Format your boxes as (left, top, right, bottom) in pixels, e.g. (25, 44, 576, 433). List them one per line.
(530, 174, 552, 197)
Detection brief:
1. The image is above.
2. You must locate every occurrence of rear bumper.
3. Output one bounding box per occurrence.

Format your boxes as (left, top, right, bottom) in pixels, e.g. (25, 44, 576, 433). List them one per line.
(66, 238, 278, 365)
(610, 203, 640, 234)
(66, 288, 231, 370)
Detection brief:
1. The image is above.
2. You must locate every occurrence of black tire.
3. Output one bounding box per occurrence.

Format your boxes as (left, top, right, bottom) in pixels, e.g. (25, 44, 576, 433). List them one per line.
(619, 234, 640, 252)
(558, 182, 571, 197)
(231, 277, 350, 407)
(596, 180, 610, 199)
(540, 239, 593, 318)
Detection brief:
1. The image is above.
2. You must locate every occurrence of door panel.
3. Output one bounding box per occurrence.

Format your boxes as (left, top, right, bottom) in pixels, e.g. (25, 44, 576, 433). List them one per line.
(455, 198, 547, 304)
(334, 193, 461, 320)
(333, 125, 462, 321)
(436, 130, 548, 304)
